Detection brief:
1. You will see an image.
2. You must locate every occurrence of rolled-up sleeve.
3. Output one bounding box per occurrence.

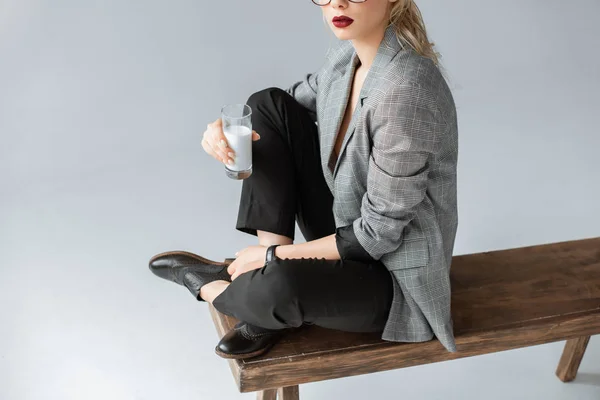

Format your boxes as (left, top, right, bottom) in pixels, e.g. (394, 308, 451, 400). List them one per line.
(335, 83, 446, 261)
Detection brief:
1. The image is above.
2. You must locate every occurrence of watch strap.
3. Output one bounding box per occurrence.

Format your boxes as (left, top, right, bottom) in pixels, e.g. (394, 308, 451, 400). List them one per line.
(265, 244, 281, 263)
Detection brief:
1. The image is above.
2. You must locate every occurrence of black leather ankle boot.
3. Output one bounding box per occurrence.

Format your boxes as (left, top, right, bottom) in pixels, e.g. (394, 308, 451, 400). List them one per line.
(215, 321, 287, 359)
(148, 251, 233, 301)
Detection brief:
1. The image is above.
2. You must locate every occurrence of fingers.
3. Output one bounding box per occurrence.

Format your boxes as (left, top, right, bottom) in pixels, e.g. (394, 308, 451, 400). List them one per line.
(210, 122, 234, 166)
(230, 263, 241, 281)
(202, 118, 261, 164)
(201, 136, 221, 161)
(227, 257, 237, 275)
(202, 118, 236, 166)
(229, 259, 264, 281)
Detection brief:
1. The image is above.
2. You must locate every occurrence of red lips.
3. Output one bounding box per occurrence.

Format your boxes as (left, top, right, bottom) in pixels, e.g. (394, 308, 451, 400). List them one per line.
(332, 15, 353, 28)
(332, 15, 353, 22)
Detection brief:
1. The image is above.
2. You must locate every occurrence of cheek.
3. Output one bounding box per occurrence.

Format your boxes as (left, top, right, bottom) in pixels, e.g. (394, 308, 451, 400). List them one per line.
(364, 5, 391, 28)
(362, 0, 390, 18)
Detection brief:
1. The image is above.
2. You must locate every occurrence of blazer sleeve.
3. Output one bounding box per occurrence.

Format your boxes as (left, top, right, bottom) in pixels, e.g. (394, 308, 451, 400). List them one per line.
(284, 49, 332, 123)
(335, 83, 446, 262)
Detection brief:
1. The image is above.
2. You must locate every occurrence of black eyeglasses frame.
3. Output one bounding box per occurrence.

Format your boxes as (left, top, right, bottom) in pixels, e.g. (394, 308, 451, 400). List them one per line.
(311, 0, 367, 6)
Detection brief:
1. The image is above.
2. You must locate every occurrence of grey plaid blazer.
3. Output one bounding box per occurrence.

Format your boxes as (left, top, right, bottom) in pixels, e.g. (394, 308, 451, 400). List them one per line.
(285, 24, 459, 352)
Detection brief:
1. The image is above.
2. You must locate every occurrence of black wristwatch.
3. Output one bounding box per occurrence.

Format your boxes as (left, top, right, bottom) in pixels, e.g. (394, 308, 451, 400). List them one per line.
(265, 244, 281, 263)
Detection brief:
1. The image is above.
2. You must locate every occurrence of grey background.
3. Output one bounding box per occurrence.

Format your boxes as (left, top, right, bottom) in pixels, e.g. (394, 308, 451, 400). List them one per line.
(1, 0, 599, 399)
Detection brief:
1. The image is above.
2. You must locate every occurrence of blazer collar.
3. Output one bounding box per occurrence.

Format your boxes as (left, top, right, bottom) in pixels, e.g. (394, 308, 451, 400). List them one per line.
(324, 24, 406, 181)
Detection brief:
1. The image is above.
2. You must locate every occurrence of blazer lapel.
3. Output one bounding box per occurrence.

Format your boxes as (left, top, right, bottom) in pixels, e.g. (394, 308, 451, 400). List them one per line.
(322, 52, 360, 176)
(325, 24, 406, 181)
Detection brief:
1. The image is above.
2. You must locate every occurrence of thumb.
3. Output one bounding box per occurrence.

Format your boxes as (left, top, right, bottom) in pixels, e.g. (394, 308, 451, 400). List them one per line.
(252, 130, 261, 141)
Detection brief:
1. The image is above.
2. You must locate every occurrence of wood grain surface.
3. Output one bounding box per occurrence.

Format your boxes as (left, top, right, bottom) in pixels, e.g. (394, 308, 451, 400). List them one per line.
(208, 236, 600, 393)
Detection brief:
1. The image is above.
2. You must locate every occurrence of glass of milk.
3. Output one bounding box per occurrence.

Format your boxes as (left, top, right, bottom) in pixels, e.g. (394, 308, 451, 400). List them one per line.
(221, 103, 253, 180)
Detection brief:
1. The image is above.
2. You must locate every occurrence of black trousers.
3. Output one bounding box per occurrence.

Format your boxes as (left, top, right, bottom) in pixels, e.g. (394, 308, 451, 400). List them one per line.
(212, 87, 394, 334)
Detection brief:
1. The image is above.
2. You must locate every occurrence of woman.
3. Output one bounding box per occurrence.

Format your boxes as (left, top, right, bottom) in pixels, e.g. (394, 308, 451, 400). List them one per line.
(149, 0, 459, 359)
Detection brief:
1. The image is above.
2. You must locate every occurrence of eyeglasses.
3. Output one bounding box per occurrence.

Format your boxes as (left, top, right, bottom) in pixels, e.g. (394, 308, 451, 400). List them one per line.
(312, 0, 367, 5)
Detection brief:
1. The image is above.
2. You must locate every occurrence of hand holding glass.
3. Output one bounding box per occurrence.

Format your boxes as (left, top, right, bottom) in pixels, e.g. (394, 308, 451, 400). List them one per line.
(221, 104, 253, 180)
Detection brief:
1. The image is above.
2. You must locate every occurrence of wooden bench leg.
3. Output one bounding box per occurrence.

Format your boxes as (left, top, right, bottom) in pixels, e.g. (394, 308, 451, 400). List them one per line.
(257, 389, 277, 400)
(256, 386, 299, 400)
(556, 336, 590, 382)
(277, 386, 299, 399)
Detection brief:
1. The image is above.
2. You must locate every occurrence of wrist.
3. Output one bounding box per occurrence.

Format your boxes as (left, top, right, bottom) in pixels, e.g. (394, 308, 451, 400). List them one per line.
(275, 244, 293, 259)
(265, 244, 281, 263)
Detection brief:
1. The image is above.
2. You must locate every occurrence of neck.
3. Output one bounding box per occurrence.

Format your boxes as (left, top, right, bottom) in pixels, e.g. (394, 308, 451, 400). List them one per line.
(350, 24, 387, 71)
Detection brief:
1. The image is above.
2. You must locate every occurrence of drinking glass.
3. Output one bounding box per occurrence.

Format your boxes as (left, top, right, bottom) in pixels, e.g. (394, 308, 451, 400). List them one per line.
(221, 104, 253, 180)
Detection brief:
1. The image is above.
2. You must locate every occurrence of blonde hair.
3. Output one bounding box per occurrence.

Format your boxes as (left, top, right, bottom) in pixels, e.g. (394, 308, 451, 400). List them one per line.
(388, 0, 449, 80)
(388, 0, 444, 70)
(321, 1, 449, 80)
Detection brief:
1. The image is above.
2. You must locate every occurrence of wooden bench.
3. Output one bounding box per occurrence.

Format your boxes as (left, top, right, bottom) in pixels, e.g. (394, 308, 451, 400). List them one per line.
(209, 236, 600, 399)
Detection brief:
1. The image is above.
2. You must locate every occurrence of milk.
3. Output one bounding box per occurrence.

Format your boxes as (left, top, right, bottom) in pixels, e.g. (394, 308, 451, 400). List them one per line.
(223, 125, 252, 171)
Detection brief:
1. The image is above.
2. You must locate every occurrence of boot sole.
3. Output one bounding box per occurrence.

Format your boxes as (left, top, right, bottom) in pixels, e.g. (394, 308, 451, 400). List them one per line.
(149, 250, 235, 266)
(214, 343, 274, 360)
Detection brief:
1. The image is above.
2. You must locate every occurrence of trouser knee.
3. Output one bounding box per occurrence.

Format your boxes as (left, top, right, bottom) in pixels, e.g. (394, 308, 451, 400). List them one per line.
(246, 87, 288, 110)
(245, 259, 304, 329)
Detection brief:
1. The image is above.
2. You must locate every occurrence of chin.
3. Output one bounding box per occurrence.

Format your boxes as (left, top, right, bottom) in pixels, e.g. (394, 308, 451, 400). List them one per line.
(331, 28, 357, 40)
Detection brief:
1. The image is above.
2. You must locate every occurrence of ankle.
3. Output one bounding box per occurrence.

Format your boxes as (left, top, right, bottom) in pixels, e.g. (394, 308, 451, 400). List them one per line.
(257, 230, 293, 247)
(200, 280, 230, 303)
